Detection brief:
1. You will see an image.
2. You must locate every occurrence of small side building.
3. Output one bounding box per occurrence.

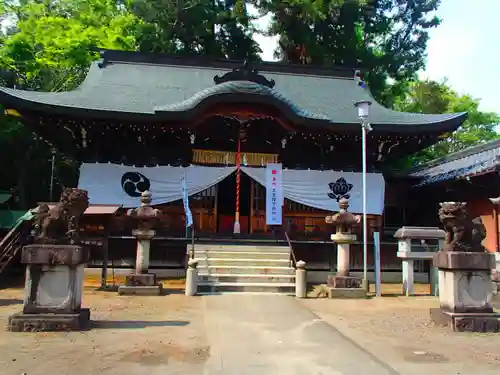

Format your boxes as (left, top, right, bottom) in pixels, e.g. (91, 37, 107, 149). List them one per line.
(410, 139, 500, 253)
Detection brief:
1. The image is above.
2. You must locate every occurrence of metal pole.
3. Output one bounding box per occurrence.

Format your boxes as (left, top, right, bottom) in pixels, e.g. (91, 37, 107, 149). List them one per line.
(361, 119, 368, 286)
(49, 150, 56, 201)
(191, 225, 195, 259)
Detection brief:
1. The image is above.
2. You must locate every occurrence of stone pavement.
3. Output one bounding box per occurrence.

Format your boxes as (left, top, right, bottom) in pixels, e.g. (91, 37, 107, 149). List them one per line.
(202, 294, 400, 375)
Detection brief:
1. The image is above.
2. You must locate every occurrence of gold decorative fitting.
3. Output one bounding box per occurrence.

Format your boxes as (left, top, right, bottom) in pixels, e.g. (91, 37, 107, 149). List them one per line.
(5, 108, 21, 117)
(192, 149, 278, 166)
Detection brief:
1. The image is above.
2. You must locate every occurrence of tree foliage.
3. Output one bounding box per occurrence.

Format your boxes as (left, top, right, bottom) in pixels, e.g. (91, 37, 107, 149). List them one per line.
(0, 0, 140, 92)
(394, 79, 500, 166)
(252, 0, 441, 105)
(132, 0, 261, 59)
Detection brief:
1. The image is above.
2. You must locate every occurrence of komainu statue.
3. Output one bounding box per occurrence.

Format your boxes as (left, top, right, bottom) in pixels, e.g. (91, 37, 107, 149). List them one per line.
(32, 188, 89, 244)
(438, 201, 486, 252)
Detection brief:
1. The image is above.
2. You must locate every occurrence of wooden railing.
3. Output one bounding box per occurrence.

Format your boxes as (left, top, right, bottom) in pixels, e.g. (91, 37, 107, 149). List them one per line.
(0, 219, 29, 277)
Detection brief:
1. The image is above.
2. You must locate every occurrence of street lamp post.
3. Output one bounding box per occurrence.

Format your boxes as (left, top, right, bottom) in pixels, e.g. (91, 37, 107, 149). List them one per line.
(354, 100, 372, 291)
(49, 149, 57, 202)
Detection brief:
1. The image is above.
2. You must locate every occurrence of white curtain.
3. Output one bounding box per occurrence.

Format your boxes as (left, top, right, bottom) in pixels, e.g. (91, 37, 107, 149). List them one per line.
(78, 163, 236, 207)
(242, 167, 385, 215)
(78, 163, 385, 214)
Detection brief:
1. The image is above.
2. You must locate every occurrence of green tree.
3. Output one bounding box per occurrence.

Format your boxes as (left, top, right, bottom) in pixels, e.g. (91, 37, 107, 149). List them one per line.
(0, 0, 140, 91)
(0, 0, 140, 206)
(253, 0, 440, 104)
(394, 79, 500, 166)
(130, 0, 261, 59)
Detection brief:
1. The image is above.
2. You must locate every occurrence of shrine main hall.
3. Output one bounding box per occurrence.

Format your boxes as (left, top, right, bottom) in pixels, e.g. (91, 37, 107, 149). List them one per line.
(3, 48, 492, 276)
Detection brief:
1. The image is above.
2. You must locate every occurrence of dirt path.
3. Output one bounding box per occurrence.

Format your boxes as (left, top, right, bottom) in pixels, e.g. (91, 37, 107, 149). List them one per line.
(1, 285, 499, 375)
(0, 288, 209, 375)
(302, 296, 500, 375)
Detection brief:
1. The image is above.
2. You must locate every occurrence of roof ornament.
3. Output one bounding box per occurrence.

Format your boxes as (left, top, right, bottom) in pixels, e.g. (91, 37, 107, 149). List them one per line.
(213, 60, 276, 88)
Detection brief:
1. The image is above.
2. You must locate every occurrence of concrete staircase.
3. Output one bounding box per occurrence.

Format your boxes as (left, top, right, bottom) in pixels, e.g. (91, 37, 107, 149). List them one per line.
(191, 244, 295, 295)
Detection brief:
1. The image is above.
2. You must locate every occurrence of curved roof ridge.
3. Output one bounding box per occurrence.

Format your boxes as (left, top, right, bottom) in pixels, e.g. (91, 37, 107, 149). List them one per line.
(154, 80, 330, 121)
(411, 138, 500, 173)
(96, 48, 356, 79)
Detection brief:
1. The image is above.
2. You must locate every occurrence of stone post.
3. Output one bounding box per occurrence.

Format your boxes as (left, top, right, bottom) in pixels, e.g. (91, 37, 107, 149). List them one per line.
(295, 260, 307, 298)
(185, 259, 198, 296)
(336, 242, 350, 277)
(133, 229, 155, 274)
(398, 238, 414, 296)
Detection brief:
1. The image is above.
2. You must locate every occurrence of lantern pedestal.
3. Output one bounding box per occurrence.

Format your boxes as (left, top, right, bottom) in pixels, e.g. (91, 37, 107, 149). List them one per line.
(327, 232, 366, 299)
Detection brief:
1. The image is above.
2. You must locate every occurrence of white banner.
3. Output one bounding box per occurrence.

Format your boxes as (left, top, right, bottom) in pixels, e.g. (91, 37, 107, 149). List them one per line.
(78, 163, 385, 215)
(78, 163, 236, 207)
(265, 163, 283, 225)
(242, 167, 385, 215)
(181, 174, 193, 227)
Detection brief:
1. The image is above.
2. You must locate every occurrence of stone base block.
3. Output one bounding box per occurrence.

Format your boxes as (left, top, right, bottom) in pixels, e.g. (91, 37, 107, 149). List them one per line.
(433, 251, 495, 270)
(8, 308, 90, 332)
(328, 287, 367, 299)
(326, 275, 362, 288)
(430, 308, 500, 332)
(118, 284, 163, 296)
(125, 273, 157, 286)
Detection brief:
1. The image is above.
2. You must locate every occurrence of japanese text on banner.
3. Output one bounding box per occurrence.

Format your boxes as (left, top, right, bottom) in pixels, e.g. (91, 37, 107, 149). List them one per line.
(265, 163, 283, 225)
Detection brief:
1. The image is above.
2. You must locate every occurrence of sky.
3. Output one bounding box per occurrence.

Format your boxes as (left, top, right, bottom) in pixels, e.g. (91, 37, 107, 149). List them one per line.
(251, 0, 499, 114)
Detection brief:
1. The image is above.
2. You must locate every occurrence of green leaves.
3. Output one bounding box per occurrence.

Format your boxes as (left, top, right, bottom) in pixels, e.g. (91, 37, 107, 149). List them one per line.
(394, 80, 500, 165)
(0, 0, 140, 91)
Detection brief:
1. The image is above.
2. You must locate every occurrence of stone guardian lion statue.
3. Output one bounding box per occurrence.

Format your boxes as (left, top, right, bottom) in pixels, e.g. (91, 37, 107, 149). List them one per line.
(438, 201, 486, 252)
(32, 188, 89, 244)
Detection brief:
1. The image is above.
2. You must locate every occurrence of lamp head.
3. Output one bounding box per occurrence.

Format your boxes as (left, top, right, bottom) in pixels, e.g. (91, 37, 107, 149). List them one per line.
(354, 100, 372, 119)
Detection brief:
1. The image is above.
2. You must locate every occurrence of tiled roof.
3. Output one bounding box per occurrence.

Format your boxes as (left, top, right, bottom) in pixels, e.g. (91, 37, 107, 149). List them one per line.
(410, 139, 500, 185)
(0, 49, 466, 133)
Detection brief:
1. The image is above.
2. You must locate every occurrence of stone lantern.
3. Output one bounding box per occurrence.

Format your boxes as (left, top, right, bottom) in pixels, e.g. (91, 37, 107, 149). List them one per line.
(118, 190, 163, 296)
(325, 198, 365, 297)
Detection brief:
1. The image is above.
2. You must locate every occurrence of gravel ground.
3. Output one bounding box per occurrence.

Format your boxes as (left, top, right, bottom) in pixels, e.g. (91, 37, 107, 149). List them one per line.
(1, 281, 499, 375)
(302, 291, 500, 375)
(0, 287, 208, 375)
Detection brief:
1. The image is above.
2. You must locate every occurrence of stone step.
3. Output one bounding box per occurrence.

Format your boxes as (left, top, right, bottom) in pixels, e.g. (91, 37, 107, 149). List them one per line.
(198, 281, 295, 294)
(194, 251, 290, 260)
(192, 244, 289, 253)
(197, 291, 295, 296)
(198, 273, 295, 284)
(197, 265, 295, 275)
(196, 258, 291, 267)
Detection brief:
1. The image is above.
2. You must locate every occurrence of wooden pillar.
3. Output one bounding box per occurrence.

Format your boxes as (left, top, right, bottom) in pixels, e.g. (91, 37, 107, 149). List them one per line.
(493, 203, 499, 252)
